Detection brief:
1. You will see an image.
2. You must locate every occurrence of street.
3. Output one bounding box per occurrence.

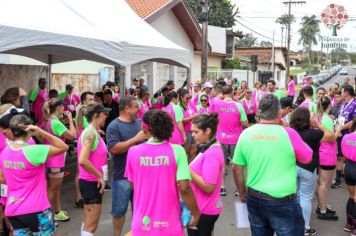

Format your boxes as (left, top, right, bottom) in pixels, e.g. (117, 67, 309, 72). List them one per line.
(57, 69, 356, 236)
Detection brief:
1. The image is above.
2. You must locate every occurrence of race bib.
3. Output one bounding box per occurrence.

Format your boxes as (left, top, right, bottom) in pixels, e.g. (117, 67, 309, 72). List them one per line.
(0, 184, 7, 197)
(102, 165, 108, 181)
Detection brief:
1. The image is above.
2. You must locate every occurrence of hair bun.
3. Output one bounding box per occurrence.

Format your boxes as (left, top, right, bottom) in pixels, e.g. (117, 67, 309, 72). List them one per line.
(209, 112, 218, 120)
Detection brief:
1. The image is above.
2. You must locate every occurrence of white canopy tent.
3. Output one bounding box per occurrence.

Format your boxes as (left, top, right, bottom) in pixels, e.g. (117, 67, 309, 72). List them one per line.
(0, 0, 190, 68)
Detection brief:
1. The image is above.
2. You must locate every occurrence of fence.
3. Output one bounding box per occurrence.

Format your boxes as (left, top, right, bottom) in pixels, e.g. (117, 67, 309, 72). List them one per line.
(208, 69, 258, 88)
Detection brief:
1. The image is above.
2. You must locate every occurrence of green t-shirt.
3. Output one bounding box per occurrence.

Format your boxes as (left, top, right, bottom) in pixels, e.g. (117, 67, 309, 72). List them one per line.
(173, 104, 183, 122)
(23, 145, 50, 166)
(59, 91, 68, 100)
(51, 118, 68, 137)
(232, 124, 297, 198)
(273, 90, 285, 100)
(29, 86, 39, 102)
(171, 144, 191, 181)
(312, 86, 317, 101)
(321, 114, 334, 132)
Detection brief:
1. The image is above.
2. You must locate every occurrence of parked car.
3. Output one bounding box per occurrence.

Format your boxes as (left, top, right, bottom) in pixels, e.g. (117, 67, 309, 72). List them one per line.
(340, 69, 348, 75)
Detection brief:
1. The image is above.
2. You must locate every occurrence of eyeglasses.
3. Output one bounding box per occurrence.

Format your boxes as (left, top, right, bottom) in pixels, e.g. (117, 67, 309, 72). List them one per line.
(201, 99, 208, 102)
(185, 97, 192, 100)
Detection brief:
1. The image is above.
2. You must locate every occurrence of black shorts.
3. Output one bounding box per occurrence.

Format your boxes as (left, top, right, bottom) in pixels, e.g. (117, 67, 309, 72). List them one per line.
(247, 114, 256, 124)
(79, 179, 103, 204)
(320, 165, 336, 170)
(187, 214, 219, 236)
(344, 159, 356, 186)
(336, 137, 343, 157)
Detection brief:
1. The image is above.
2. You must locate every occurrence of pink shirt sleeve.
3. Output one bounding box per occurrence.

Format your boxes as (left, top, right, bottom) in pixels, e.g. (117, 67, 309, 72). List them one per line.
(284, 127, 312, 164)
(201, 152, 221, 185)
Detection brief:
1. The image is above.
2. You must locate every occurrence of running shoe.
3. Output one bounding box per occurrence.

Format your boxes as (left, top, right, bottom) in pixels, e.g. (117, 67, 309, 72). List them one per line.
(220, 188, 226, 196)
(317, 212, 338, 221)
(304, 228, 316, 236)
(315, 206, 336, 215)
(343, 223, 352, 232)
(235, 189, 239, 197)
(54, 211, 70, 222)
(331, 180, 342, 189)
(73, 199, 84, 208)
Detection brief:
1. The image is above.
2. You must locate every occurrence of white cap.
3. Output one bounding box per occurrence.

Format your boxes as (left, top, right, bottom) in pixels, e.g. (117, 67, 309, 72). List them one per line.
(203, 82, 213, 89)
(0, 104, 24, 119)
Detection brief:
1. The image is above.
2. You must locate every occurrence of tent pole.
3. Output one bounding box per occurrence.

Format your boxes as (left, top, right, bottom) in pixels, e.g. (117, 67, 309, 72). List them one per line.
(48, 54, 52, 89)
(116, 65, 126, 98)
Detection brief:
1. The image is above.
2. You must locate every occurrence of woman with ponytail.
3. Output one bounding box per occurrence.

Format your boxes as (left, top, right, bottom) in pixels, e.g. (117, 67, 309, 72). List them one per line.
(315, 96, 342, 221)
(125, 109, 200, 236)
(41, 98, 76, 222)
(162, 91, 186, 145)
(77, 103, 111, 236)
(188, 112, 224, 236)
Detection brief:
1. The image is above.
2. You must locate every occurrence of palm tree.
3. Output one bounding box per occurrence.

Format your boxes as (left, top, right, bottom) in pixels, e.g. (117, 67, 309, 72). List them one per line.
(276, 14, 296, 46)
(298, 15, 321, 73)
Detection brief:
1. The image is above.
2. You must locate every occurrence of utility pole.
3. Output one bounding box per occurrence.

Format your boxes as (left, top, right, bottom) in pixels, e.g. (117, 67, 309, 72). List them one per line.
(281, 26, 284, 47)
(283, 0, 306, 86)
(201, 0, 209, 83)
(272, 31, 275, 78)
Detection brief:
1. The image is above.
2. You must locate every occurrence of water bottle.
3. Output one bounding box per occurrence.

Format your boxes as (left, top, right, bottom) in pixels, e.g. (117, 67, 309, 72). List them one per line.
(180, 202, 192, 227)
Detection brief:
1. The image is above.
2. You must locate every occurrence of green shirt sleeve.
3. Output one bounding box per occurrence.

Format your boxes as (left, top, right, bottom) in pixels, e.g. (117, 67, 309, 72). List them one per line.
(59, 91, 67, 100)
(322, 115, 334, 132)
(235, 102, 247, 122)
(171, 144, 191, 181)
(81, 127, 99, 151)
(23, 145, 50, 166)
(51, 119, 68, 137)
(232, 135, 247, 166)
(173, 104, 184, 122)
(29, 86, 39, 102)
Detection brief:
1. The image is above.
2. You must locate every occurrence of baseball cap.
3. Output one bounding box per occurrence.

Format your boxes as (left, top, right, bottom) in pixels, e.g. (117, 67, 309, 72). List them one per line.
(91, 104, 112, 114)
(203, 82, 213, 89)
(0, 104, 26, 129)
(65, 84, 74, 90)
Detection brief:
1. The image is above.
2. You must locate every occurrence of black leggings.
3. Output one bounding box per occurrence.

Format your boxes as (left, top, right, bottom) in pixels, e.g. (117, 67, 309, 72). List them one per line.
(344, 159, 356, 186)
(187, 214, 219, 236)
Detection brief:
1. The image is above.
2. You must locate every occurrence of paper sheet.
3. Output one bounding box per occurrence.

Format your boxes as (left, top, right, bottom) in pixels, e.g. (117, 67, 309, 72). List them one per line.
(235, 202, 250, 228)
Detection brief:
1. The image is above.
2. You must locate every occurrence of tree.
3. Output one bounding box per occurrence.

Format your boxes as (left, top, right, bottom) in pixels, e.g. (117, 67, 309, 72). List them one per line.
(276, 14, 296, 45)
(222, 58, 240, 69)
(331, 48, 348, 64)
(298, 15, 321, 74)
(259, 41, 272, 47)
(235, 33, 258, 48)
(186, 0, 239, 28)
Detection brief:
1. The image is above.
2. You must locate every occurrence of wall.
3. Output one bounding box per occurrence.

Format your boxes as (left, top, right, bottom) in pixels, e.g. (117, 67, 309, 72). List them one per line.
(0, 64, 48, 95)
(192, 53, 224, 83)
(51, 73, 100, 94)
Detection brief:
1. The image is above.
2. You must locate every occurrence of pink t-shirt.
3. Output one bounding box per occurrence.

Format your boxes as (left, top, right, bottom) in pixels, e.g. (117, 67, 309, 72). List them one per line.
(162, 104, 183, 145)
(299, 100, 317, 113)
(125, 141, 191, 236)
(342, 132, 356, 162)
(182, 102, 197, 132)
(113, 93, 120, 103)
(287, 80, 295, 96)
(240, 99, 257, 115)
(189, 144, 224, 215)
(0, 144, 51, 216)
(212, 99, 247, 144)
(64, 93, 80, 113)
(42, 118, 67, 168)
(138, 100, 150, 120)
(32, 88, 48, 125)
(319, 114, 337, 166)
(0, 133, 7, 153)
(77, 127, 108, 182)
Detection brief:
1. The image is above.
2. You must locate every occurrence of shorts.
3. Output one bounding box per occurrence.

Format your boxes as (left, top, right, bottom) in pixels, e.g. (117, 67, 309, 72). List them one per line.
(320, 165, 336, 171)
(187, 214, 219, 236)
(221, 144, 236, 162)
(185, 131, 196, 147)
(79, 179, 103, 204)
(8, 209, 56, 236)
(111, 179, 133, 217)
(336, 137, 343, 157)
(344, 159, 356, 186)
(47, 168, 64, 178)
(247, 113, 256, 124)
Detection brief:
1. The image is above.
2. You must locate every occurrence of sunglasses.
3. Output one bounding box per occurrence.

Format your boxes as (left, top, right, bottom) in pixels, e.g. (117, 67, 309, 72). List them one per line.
(201, 99, 208, 102)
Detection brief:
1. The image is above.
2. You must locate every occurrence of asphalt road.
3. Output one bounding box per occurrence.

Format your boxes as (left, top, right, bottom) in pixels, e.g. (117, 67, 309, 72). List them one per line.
(56, 69, 356, 236)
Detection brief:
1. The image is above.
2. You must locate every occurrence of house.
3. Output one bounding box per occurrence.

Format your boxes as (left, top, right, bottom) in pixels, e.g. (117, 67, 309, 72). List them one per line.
(235, 47, 288, 88)
(126, 0, 234, 92)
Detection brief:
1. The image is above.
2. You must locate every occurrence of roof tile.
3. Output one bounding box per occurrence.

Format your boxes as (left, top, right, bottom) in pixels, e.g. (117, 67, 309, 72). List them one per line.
(126, 0, 169, 18)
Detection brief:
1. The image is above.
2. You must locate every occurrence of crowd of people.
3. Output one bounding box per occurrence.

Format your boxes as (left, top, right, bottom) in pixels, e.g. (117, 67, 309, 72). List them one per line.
(0, 74, 354, 236)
